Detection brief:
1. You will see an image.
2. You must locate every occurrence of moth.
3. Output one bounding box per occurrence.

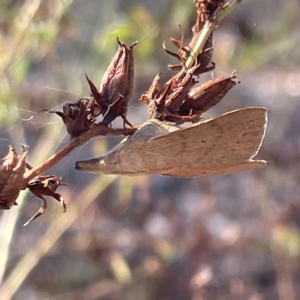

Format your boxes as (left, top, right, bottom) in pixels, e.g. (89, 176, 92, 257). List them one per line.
(75, 107, 267, 177)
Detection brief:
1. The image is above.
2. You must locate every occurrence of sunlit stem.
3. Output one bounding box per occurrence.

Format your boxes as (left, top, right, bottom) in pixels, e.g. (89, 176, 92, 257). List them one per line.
(185, 0, 242, 69)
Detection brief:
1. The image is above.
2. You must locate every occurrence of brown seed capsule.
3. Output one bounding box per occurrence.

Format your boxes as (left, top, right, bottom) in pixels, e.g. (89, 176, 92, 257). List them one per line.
(0, 146, 28, 209)
(165, 70, 194, 115)
(145, 74, 196, 123)
(87, 38, 138, 127)
(75, 107, 267, 177)
(144, 62, 229, 123)
(140, 66, 230, 124)
(0, 146, 66, 225)
(47, 98, 101, 137)
(178, 72, 240, 117)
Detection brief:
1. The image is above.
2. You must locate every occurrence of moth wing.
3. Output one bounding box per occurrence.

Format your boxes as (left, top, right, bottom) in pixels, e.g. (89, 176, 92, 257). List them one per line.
(76, 107, 267, 177)
(157, 160, 265, 176)
(145, 107, 267, 176)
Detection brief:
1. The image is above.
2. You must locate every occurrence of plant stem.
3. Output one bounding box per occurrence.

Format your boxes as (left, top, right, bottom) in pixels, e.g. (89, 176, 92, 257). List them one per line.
(23, 124, 138, 183)
(185, 0, 242, 69)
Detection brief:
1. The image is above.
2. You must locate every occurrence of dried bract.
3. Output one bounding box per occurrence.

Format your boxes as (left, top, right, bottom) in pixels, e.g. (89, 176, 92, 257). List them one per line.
(140, 73, 161, 106)
(165, 30, 214, 73)
(25, 175, 66, 226)
(48, 98, 101, 137)
(0, 146, 28, 209)
(87, 38, 138, 126)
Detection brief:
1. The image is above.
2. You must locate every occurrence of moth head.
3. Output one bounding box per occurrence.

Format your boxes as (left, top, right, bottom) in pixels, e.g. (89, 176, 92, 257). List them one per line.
(75, 156, 115, 174)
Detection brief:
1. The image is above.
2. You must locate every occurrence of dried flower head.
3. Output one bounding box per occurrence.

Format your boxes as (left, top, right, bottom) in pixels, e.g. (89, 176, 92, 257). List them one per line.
(140, 60, 233, 123)
(47, 98, 101, 137)
(86, 38, 138, 127)
(0, 146, 67, 226)
(0, 146, 28, 209)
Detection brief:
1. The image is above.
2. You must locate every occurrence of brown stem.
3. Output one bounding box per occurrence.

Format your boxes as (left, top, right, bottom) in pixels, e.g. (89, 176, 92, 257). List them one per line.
(23, 123, 139, 184)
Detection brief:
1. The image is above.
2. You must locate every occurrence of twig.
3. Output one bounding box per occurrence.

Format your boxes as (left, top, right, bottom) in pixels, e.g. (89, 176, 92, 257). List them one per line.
(23, 124, 138, 183)
(185, 0, 242, 69)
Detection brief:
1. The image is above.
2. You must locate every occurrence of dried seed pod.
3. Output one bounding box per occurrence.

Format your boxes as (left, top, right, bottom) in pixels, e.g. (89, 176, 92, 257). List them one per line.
(1, 146, 66, 225)
(87, 38, 138, 126)
(0, 146, 28, 209)
(178, 72, 240, 117)
(165, 71, 194, 115)
(25, 175, 66, 226)
(141, 68, 193, 121)
(76, 108, 267, 177)
(141, 65, 221, 123)
(47, 98, 101, 137)
(85, 73, 106, 109)
(145, 73, 196, 123)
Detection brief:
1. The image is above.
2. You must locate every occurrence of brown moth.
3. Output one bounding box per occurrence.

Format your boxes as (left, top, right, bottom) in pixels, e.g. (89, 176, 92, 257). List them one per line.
(76, 107, 267, 177)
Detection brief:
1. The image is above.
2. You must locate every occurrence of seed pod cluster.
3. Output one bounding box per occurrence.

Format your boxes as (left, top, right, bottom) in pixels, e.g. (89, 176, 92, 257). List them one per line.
(139, 1, 239, 124)
(0, 145, 28, 210)
(50, 38, 137, 137)
(0, 146, 65, 225)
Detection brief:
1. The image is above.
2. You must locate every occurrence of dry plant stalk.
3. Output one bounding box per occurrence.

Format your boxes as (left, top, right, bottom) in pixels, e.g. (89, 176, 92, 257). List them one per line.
(0, 0, 267, 224)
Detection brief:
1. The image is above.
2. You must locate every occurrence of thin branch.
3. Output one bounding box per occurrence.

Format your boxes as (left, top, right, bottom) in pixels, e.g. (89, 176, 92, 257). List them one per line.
(185, 0, 242, 69)
(23, 124, 138, 184)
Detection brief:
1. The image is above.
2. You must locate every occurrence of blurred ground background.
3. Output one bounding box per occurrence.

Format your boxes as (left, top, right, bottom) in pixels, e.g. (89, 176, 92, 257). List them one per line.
(1, 0, 300, 299)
